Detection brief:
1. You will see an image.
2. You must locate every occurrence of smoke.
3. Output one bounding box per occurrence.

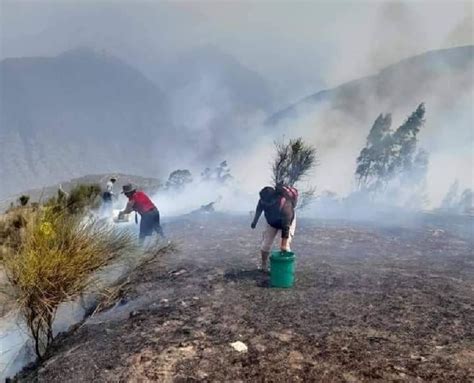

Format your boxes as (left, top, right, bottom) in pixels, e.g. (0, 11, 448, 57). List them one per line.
(1, 1, 472, 213)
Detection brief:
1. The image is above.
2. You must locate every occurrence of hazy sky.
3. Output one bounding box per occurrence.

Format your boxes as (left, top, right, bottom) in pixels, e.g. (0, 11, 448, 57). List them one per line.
(1, 0, 472, 105)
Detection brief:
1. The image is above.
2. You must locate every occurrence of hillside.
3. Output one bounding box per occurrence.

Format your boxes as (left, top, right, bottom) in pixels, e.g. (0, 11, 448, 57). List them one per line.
(158, 45, 274, 163)
(0, 46, 276, 199)
(268, 45, 474, 125)
(265, 45, 474, 200)
(0, 49, 171, 198)
(14, 214, 474, 382)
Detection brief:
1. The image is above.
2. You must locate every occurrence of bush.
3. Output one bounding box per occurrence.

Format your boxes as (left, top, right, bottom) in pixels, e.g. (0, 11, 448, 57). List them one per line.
(0, 209, 31, 260)
(45, 183, 102, 215)
(18, 195, 30, 206)
(66, 183, 102, 214)
(166, 169, 193, 190)
(271, 138, 318, 209)
(2, 208, 136, 357)
(272, 138, 317, 186)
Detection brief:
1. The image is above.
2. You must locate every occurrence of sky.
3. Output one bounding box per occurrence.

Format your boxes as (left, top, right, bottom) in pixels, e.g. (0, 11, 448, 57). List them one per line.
(1, 0, 472, 106)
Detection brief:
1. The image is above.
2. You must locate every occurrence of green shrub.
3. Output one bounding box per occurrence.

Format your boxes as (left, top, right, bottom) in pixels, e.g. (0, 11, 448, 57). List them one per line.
(66, 183, 102, 214)
(2, 208, 136, 357)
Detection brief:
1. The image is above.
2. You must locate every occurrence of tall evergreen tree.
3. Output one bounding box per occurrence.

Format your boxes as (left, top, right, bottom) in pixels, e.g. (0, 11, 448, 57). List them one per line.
(355, 103, 427, 199)
(356, 113, 392, 189)
(441, 180, 460, 209)
(389, 103, 425, 177)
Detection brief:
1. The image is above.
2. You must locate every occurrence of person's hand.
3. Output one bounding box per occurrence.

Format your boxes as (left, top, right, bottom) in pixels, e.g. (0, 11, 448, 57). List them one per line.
(251, 222, 256, 229)
(280, 237, 289, 252)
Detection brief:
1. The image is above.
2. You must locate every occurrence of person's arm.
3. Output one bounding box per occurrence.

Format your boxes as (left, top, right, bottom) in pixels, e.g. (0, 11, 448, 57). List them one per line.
(119, 199, 135, 217)
(251, 200, 263, 229)
(280, 202, 293, 250)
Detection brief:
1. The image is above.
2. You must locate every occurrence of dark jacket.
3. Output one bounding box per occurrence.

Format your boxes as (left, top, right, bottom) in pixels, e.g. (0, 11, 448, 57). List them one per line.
(253, 197, 295, 238)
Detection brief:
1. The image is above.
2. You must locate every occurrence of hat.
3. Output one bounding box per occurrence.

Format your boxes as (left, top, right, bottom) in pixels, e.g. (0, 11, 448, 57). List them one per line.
(121, 183, 136, 194)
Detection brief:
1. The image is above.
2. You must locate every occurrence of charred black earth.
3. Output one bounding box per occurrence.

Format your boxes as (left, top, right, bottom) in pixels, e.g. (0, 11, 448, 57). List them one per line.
(16, 214, 473, 382)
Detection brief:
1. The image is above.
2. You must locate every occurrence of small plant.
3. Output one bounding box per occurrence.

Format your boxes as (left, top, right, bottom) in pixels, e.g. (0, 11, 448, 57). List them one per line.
(2, 208, 136, 357)
(272, 138, 317, 186)
(18, 195, 30, 206)
(271, 138, 318, 209)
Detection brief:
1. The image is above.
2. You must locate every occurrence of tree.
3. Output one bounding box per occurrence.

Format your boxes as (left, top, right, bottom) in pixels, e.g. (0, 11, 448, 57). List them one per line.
(201, 161, 233, 184)
(441, 180, 460, 209)
(166, 169, 193, 190)
(459, 188, 473, 213)
(355, 103, 426, 195)
(216, 161, 232, 183)
(356, 113, 392, 189)
(272, 138, 317, 186)
(389, 103, 425, 177)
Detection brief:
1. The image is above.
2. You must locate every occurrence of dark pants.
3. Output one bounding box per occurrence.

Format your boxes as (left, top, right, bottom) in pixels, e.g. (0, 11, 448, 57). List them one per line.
(102, 191, 113, 203)
(139, 208, 164, 242)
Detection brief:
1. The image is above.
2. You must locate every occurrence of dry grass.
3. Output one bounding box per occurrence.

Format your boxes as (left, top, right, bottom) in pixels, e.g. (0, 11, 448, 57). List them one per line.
(0, 207, 33, 261)
(2, 207, 137, 357)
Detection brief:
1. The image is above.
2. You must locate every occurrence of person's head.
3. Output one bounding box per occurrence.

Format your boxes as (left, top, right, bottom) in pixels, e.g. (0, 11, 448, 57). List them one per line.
(122, 183, 136, 198)
(259, 186, 276, 203)
(110, 177, 117, 183)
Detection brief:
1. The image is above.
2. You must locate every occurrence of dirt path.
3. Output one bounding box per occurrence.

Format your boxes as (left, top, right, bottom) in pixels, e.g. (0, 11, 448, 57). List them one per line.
(16, 214, 474, 382)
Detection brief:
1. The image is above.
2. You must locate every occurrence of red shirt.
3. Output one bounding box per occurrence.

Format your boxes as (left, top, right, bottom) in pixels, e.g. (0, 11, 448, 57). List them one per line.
(127, 191, 156, 215)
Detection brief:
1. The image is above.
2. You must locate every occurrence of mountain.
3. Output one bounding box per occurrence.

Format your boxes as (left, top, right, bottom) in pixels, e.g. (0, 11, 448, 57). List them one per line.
(0, 48, 172, 198)
(0, 46, 275, 199)
(157, 45, 274, 162)
(265, 45, 473, 200)
(268, 45, 473, 125)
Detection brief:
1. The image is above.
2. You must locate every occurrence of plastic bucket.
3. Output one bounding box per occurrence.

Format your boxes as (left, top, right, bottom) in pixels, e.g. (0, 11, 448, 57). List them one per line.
(270, 251, 295, 288)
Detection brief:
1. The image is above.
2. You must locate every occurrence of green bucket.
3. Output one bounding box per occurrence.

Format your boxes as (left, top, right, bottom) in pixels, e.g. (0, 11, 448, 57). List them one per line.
(270, 251, 296, 288)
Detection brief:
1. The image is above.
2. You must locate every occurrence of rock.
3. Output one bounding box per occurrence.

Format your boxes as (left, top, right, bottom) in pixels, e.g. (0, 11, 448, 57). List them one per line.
(255, 344, 266, 353)
(129, 310, 141, 318)
(410, 354, 427, 362)
(230, 341, 248, 353)
(169, 268, 187, 277)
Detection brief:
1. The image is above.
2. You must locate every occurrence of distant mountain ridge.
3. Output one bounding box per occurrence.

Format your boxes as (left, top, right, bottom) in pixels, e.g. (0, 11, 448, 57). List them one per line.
(1, 45, 472, 200)
(0, 48, 172, 198)
(0, 46, 274, 198)
(268, 45, 474, 125)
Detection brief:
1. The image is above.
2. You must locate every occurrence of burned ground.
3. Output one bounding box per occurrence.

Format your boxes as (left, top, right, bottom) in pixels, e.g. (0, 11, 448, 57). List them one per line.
(16, 214, 473, 382)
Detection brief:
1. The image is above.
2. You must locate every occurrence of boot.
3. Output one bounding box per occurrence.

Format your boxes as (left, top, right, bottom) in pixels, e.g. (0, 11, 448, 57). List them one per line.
(260, 251, 270, 272)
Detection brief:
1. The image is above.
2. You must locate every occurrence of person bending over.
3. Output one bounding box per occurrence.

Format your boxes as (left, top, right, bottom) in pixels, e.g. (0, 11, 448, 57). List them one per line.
(118, 183, 164, 244)
(251, 185, 297, 271)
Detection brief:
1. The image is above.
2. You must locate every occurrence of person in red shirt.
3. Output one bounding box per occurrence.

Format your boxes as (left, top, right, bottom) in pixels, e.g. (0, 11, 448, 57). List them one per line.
(118, 184, 164, 243)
